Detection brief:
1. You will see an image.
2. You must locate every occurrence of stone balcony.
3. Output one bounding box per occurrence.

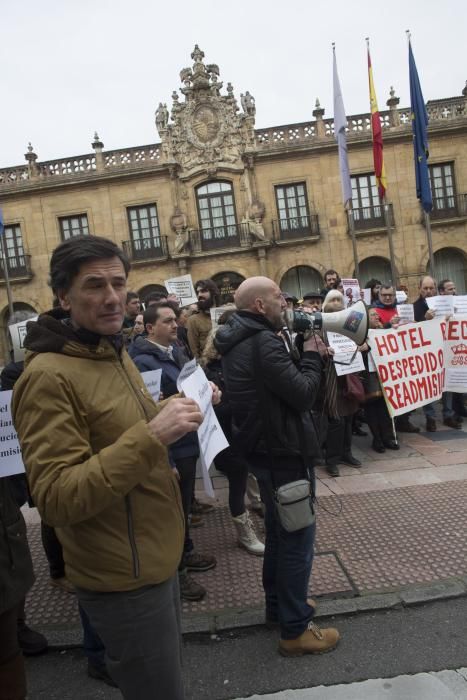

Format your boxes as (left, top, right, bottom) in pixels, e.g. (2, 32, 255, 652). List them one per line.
(0, 94, 466, 193)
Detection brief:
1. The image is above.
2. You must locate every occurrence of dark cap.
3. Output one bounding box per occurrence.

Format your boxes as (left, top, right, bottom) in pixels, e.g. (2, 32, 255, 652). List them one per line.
(303, 290, 324, 301)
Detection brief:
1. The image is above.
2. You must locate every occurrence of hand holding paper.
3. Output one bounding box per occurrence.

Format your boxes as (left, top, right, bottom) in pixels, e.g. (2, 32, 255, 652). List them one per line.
(148, 398, 203, 446)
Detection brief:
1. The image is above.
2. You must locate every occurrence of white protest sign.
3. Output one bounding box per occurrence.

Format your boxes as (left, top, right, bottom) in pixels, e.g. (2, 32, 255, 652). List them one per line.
(180, 366, 229, 468)
(453, 296, 467, 314)
(426, 295, 454, 317)
(164, 274, 197, 306)
(441, 315, 467, 393)
(368, 319, 445, 417)
(397, 304, 415, 324)
(341, 279, 361, 308)
(0, 390, 25, 477)
(141, 369, 162, 403)
(395, 290, 408, 304)
(176, 358, 197, 392)
(362, 288, 372, 305)
(327, 331, 365, 377)
(210, 306, 232, 329)
(8, 316, 38, 362)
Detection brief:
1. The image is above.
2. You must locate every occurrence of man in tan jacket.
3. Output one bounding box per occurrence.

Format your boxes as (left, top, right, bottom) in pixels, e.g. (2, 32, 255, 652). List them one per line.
(12, 235, 205, 700)
(186, 279, 219, 358)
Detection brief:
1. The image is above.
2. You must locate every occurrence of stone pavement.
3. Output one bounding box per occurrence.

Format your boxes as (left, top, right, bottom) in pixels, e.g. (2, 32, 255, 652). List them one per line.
(22, 405, 467, 644)
(233, 668, 467, 700)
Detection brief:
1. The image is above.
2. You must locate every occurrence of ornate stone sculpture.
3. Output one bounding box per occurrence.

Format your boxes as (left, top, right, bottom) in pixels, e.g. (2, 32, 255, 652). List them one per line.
(155, 46, 256, 177)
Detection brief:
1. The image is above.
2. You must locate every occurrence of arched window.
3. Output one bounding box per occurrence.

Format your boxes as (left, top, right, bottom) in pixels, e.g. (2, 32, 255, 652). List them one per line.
(211, 272, 245, 304)
(357, 257, 393, 286)
(430, 248, 467, 294)
(280, 266, 323, 300)
(196, 182, 238, 249)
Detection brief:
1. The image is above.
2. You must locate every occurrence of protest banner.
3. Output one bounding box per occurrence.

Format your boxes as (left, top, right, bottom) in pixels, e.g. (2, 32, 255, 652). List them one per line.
(396, 304, 415, 324)
(440, 315, 467, 392)
(180, 367, 229, 492)
(8, 317, 38, 362)
(341, 279, 361, 308)
(426, 295, 454, 317)
(163, 274, 197, 306)
(141, 369, 162, 402)
(453, 296, 467, 314)
(327, 331, 364, 376)
(368, 319, 445, 416)
(0, 390, 25, 477)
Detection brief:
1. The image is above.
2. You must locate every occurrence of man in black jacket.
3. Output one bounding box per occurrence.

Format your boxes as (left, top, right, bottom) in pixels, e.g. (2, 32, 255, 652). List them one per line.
(214, 276, 339, 657)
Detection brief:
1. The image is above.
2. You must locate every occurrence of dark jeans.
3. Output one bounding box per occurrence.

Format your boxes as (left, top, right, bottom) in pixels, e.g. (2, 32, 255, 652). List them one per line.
(0, 602, 26, 700)
(326, 415, 353, 465)
(249, 461, 315, 640)
(364, 398, 394, 445)
(175, 456, 197, 566)
(40, 522, 65, 579)
(215, 448, 249, 518)
(76, 576, 184, 700)
(78, 604, 105, 670)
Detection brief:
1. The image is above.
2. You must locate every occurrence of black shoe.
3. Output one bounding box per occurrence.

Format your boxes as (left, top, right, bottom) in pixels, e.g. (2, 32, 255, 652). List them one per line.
(383, 440, 400, 450)
(17, 621, 48, 656)
(179, 571, 206, 601)
(396, 420, 420, 433)
(325, 462, 340, 477)
(340, 454, 362, 467)
(443, 417, 462, 430)
(184, 551, 217, 572)
(426, 417, 437, 432)
(352, 427, 368, 437)
(372, 440, 385, 454)
(87, 662, 118, 688)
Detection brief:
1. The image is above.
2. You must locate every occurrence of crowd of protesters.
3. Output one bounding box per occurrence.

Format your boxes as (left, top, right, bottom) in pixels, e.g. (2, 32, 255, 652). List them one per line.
(1, 234, 466, 699)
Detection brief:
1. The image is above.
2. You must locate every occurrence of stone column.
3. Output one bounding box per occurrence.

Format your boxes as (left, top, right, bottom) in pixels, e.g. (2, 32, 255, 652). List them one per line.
(257, 246, 267, 276)
(386, 87, 400, 127)
(313, 99, 326, 138)
(92, 133, 105, 172)
(24, 143, 39, 178)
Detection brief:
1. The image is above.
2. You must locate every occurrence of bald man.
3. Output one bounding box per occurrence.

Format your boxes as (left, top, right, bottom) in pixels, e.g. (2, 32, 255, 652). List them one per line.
(214, 276, 339, 657)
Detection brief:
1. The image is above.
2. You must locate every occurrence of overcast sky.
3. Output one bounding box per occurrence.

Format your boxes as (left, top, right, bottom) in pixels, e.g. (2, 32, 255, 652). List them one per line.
(0, 0, 465, 168)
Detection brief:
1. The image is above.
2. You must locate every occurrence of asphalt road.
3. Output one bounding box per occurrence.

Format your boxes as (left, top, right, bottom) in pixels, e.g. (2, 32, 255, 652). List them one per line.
(25, 597, 467, 699)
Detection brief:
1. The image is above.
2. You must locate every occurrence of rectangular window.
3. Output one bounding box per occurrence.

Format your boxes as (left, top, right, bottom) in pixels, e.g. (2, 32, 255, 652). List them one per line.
(1, 224, 25, 268)
(429, 162, 456, 215)
(127, 204, 161, 254)
(351, 174, 382, 223)
(59, 214, 89, 240)
(274, 183, 310, 234)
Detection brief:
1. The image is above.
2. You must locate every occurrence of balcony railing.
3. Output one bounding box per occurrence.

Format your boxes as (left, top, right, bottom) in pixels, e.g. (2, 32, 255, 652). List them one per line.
(189, 223, 251, 253)
(430, 193, 467, 220)
(122, 236, 169, 262)
(350, 203, 395, 232)
(0, 254, 33, 280)
(272, 214, 320, 241)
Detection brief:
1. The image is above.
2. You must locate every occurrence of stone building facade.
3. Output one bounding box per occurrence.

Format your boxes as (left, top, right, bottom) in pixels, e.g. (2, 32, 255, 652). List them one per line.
(0, 45, 466, 361)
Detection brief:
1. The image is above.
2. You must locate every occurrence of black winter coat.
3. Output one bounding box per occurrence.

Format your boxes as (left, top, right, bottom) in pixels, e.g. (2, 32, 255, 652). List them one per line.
(214, 311, 322, 463)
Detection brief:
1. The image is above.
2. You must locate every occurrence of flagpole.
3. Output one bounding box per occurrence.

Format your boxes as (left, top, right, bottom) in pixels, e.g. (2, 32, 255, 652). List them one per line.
(347, 204, 359, 278)
(382, 196, 398, 285)
(424, 210, 435, 278)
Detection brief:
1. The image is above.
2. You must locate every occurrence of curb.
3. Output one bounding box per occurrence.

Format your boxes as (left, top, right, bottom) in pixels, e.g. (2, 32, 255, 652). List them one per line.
(39, 577, 467, 650)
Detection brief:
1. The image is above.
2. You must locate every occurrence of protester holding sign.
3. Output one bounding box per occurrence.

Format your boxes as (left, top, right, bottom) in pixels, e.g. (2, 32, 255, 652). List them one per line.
(131, 302, 216, 603)
(12, 235, 206, 700)
(372, 284, 399, 328)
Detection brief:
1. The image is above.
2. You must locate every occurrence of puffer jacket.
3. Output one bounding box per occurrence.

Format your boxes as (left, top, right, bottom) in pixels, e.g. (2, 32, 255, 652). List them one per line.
(0, 477, 35, 614)
(12, 313, 184, 592)
(214, 311, 322, 462)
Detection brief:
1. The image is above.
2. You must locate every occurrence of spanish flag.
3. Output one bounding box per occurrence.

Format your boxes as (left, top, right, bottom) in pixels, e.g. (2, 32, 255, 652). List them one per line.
(367, 43, 387, 200)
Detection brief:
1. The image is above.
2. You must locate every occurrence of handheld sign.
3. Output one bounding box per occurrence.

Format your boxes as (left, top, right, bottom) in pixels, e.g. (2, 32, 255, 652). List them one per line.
(164, 275, 197, 306)
(0, 390, 25, 477)
(141, 369, 162, 402)
(426, 295, 454, 317)
(327, 331, 364, 376)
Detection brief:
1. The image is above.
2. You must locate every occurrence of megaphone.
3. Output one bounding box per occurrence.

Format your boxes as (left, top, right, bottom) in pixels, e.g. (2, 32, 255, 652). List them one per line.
(286, 300, 369, 346)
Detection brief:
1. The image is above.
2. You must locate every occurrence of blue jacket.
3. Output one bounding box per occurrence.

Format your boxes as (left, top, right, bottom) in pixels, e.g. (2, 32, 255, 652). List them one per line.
(130, 336, 199, 461)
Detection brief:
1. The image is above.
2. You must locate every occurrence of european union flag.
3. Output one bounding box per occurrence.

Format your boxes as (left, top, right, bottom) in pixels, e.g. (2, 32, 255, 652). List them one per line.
(409, 40, 432, 212)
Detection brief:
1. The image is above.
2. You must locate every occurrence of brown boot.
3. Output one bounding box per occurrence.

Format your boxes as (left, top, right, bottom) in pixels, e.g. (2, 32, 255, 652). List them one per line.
(279, 621, 340, 657)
